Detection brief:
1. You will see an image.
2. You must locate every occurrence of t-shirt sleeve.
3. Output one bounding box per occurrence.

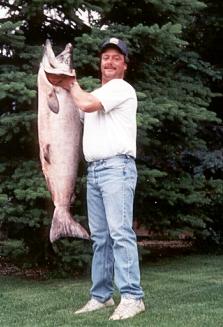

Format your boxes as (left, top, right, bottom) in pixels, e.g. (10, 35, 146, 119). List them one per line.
(91, 79, 136, 113)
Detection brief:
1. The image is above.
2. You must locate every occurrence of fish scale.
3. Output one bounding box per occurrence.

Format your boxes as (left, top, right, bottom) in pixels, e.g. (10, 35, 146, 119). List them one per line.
(37, 40, 89, 243)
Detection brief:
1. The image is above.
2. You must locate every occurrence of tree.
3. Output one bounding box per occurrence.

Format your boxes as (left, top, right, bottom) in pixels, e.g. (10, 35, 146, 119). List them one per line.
(0, 0, 222, 270)
(182, 0, 223, 246)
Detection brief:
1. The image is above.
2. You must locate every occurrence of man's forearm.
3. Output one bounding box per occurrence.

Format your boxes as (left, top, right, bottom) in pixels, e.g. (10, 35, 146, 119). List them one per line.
(70, 81, 102, 113)
(45, 71, 101, 112)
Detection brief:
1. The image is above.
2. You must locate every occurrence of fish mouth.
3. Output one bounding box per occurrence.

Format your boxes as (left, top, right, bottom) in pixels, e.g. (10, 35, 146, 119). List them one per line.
(41, 39, 75, 76)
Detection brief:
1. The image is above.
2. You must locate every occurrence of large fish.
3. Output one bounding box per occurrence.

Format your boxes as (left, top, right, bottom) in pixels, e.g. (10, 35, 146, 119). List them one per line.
(37, 40, 89, 243)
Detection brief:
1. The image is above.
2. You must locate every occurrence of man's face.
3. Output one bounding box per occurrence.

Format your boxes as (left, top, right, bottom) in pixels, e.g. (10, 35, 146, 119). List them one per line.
(100, 48, 127, 84)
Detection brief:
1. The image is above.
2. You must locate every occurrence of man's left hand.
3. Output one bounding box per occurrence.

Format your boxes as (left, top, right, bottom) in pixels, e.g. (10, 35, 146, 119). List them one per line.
(45, 72, 75, 91)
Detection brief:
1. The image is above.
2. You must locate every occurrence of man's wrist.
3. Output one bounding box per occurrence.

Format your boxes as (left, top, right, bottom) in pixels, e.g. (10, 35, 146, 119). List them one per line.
(69, 80, 78, 91)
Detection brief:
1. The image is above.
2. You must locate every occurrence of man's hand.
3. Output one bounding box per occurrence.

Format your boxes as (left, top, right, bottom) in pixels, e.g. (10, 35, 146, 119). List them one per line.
(45, 72, 75, 91)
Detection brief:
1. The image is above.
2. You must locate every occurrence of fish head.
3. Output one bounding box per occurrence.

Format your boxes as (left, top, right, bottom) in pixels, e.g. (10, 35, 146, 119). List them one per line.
(56, 43, 73, 71)
(41, 39, 75, 77)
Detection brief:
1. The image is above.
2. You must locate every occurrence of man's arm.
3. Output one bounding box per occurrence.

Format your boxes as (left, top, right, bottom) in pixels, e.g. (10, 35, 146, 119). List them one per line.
(45, 73, 103, 113)
(69, 81, 103, 113)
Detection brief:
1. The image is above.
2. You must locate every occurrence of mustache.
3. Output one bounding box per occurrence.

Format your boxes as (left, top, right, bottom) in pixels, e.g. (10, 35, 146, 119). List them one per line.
(104, 65, 116, 69)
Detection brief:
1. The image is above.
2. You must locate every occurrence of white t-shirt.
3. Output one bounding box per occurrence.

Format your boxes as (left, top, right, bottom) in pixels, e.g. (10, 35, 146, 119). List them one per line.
(82, 78, 137, 162)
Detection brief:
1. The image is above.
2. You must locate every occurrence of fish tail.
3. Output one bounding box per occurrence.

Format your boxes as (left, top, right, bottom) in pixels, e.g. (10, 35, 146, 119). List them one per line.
(50, 207, 90, 243)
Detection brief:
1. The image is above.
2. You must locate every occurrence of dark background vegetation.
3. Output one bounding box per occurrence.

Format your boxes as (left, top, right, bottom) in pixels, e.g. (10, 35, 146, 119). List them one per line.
(0, 0, 222, 274)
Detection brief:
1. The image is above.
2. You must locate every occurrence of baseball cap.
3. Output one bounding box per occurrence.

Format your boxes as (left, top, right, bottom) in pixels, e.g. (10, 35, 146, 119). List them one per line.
(101, 37, 128, 58)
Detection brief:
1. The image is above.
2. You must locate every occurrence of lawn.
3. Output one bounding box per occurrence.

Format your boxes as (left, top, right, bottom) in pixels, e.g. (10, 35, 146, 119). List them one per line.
(0, 255, 223, 327)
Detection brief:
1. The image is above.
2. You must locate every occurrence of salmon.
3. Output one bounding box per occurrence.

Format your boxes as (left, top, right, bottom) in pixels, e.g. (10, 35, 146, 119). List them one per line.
(37, 40, 89, 243)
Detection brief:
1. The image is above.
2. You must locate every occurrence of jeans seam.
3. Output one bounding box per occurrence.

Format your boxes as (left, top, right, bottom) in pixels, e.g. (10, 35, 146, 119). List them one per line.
(122, 171, 131, 287)
(104, 230, 111, 291)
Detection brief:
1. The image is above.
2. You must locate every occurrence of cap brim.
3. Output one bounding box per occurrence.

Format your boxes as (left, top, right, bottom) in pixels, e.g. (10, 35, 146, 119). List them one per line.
(101, 44, 127, 56)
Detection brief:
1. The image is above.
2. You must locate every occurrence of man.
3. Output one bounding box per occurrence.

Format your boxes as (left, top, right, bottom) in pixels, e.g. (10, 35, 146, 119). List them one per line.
(46, 37, 145, 320)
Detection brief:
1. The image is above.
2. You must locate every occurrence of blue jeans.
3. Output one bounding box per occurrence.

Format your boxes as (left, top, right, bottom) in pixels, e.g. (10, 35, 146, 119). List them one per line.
(87, 155, 144, 302)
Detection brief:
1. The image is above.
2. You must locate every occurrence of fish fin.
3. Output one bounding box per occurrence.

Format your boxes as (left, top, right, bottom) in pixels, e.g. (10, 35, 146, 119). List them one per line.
(43, 144, 51, 164)
(70, 193, 76, 204)
(49, 207, 90, 243)
(47, 89, 59, 113)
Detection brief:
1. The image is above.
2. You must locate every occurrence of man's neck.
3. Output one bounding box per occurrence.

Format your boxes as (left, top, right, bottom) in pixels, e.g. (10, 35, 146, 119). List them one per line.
(101, 77, 124, 85)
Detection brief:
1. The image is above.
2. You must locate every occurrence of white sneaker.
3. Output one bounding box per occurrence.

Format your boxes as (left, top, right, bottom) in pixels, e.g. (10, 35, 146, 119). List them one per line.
(75, 298, 115, 314)
(109, 298, 145, 320)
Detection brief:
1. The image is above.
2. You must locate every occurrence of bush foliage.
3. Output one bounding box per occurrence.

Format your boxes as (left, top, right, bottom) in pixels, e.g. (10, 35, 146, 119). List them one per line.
(0, 0, 222, 271)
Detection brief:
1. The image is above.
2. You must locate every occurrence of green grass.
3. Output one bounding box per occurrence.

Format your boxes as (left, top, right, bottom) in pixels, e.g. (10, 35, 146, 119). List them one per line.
(0, 255, 223, 327)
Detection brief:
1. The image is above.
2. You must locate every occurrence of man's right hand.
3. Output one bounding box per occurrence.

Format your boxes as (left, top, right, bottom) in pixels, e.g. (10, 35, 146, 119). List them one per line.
(45, 72, 75, 91)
